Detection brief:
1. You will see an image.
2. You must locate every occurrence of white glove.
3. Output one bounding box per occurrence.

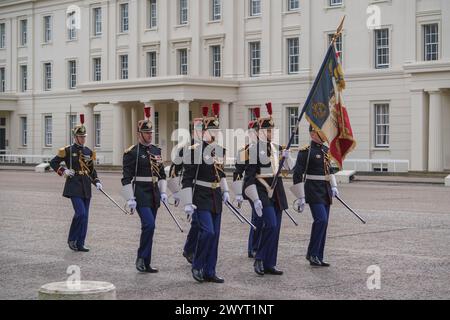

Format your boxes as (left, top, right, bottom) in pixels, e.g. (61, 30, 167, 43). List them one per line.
(331, 187, 339, 198)
(127, 199, 137, 211)
(235, 194, 244, 207)
(95, 182, 103, 191)
(160, 192, 168, 204)
(184, 204, 197, 222)
(296, 197, 306, 213)
(282, 149, 290, 159)
(253, 200, 263, 218)
(63, 169, 75, 178)
(222, 191, 230, 204)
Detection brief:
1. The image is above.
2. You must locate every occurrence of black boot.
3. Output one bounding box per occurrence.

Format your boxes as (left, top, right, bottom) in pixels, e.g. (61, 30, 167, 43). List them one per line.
(204, 275, 225, 283)
(183, 251, 193, 264)
(77, 245, 90, 252)
(68, 241, 78, 251)
(192, 268, 204, 283)
(264, 267, 284, 275)
(136, 258, 147, 273)
(309, 256, 323, 267)
(145, 264, 159, 273)
(320, 260, 330, 267)
(253, 259, 264, 276)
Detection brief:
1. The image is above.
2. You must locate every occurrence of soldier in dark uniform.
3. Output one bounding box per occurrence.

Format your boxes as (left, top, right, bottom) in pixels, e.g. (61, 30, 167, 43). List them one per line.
(121, 106, 168, 273)
(179, 103, 229, 283)
(50, 114, 102, 252)
(243, 103, 293, 276)
(232, 111, 262, 259)
(291, 125, 339, 267)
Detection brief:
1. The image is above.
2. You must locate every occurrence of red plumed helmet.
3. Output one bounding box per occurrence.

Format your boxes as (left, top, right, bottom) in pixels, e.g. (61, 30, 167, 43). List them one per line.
(212, 103, 220, 117)
(80, 114, 85, 124)
(202, 106, 209, 117)
(266, 102, 273, 116)
(144, 106, 151, 120)
(253, 107, 261, 119)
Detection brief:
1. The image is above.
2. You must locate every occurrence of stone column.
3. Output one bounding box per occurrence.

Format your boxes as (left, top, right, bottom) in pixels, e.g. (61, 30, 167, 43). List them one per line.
(177, 100, 191, 138)
(410, 90, 428, 171)
(428, 90, 443, 172)
(131, 106, 138, 141)
(219, 101, 230, 130)
(112, 102, 125, 166)
(123, 105, 132, 149)
(83, 104, 95, 149)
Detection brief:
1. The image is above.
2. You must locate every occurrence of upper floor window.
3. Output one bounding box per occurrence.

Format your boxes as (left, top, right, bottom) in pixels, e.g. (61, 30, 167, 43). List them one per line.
(93, 7, 102, 36)
(288, 0, 299, 11)
(44, 63, 52, 91)
(179, 0, 188, 25)
(211, 0, 221, 21)
(20, 20, 27, 46)
(120, 55, 129, 79)
(67, 11, 77, 40)
(178, 49, 188, 75)
(20, 65, 27, 92)
(68, 60, 77, 89)
(147, 51, 157, 77)
(375, 28, 389, 69)
(330, 0, 343, 6)
(249, 41, 261, 77)
(211, 45, 221, 77)
(0, 67, 5, 92)
(148, 0, 157, 28)
(93, 57, 102, 81)
(120, 3, 129, 33)
(0, 23, 5, 48)
(424, 24, 439, 61)
(287, 38, 299, 74)
(43, 16, 52, 43)
(250, 0, 261, 16)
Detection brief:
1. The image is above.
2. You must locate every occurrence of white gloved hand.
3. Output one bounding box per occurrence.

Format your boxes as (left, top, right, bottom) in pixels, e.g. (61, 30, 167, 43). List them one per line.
(235, 194, 244, 207)
(331, 187, 339, 198)
(63, 169, 75, 178)
(282, 149, 290, 159)
(127, 199, 137, 212)
(253, 200, 263, 218)
(184, 204, 197, 222)
(160, 192, 168, 204)
(95, 182, 103, 191)
(296, 197, 306, 213)
(222, 191, 230, 204)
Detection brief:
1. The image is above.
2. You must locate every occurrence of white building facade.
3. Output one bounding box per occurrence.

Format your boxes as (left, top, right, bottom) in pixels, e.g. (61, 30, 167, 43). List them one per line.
(0, 0, 449, 171)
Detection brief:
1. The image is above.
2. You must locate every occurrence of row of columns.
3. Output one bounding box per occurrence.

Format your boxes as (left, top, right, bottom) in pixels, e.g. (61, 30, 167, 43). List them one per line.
(84, 100, 232, 166)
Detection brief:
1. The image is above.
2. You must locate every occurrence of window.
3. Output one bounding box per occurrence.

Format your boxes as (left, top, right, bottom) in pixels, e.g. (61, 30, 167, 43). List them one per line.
(374, 103, 389, 148)
(211, 45, 221, 77)
(21, 117, 27, 146)
(120, 3, 129, 33)
(329, 33, 343, 61)
(67, 11, 77, 40)
(375, 28, 389, 69)
(178, 49, 188, 75)
(68, 60, 77, 89)
(147, 52, 157, 77)
(424, 24, 439, 61)
(20, 65, 27, 92)
(44, 116, 52, 147)
(43, 16, 52, 43)
(93, 7, 102, 36)
(0, 67, 5, 92)
(20, 20, 27, 46)
(288, 0, 299, 11)
(250, 0, 261, 16)
(44, 63, 52, 91)
(93, 58, 102, 81)
(179, 0, 188, 25)
(154, 112, 159, 145)
(287, 38, 299, 74)
(68, 114, 76, 143)
(211, 0, 221, 21)
(330, 0, 343, 6)
(249, 108, 257, 121)
(0, 23, 5, 48)
(249, 41, 261, 77)
(94, 114, 101, 147)
(287, 107, 299, 146)
(120, 55, 128, 79)
(149, 0, 157, 28)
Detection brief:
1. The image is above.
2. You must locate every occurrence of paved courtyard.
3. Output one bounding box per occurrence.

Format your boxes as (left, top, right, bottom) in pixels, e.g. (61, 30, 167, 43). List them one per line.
(0, 170, 449, 300)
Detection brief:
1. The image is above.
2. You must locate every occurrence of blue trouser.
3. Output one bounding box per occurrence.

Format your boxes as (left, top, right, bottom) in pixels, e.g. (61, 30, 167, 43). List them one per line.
(307, 204, 330, 261)
(192, 210, 222, 278)
(69, 197, 90, 247)
(184, 214, 199, 255)
(248, 204, 263, 255)
(136, 207, 157, 265)
(255, 206, 282, 269)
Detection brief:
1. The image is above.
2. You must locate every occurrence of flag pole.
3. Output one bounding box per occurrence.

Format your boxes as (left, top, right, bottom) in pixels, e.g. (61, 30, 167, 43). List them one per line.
(269, 16, 346, 192)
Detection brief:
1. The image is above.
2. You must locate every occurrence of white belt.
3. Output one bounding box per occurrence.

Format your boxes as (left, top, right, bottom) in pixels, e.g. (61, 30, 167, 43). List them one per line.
(256, 174, 274, 179)
(306, 174, 330, 181)
(134, 176, 157, 183)
(195, 180, 220, 189)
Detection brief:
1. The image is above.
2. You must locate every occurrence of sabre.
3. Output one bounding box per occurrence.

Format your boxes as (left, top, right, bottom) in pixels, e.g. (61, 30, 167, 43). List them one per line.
(284, 209, 299, 227)
(336, 195, 366, 224)
(224, 200, 244, 224)
(98, 188, 131, 215)
(226, 200, 257, 231)
(161, 200, 184, 233)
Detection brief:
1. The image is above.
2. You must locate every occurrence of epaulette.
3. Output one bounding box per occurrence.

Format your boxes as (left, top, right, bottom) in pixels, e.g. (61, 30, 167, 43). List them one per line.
(300, 144, 310, 152)
(124, 145, 136, 154)
(57, 145, 70, 158)
(189, 143, 200, 150)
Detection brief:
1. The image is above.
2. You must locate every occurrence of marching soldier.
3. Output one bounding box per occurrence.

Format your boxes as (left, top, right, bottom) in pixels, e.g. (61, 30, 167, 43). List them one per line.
(121, 106, 168, 273)
(243, 103, 293, 276)
(291, 125, 339, 267)
(232, 110, 262, 259)
(178, 103, 229, 283)
(50, 114, 102, 252)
